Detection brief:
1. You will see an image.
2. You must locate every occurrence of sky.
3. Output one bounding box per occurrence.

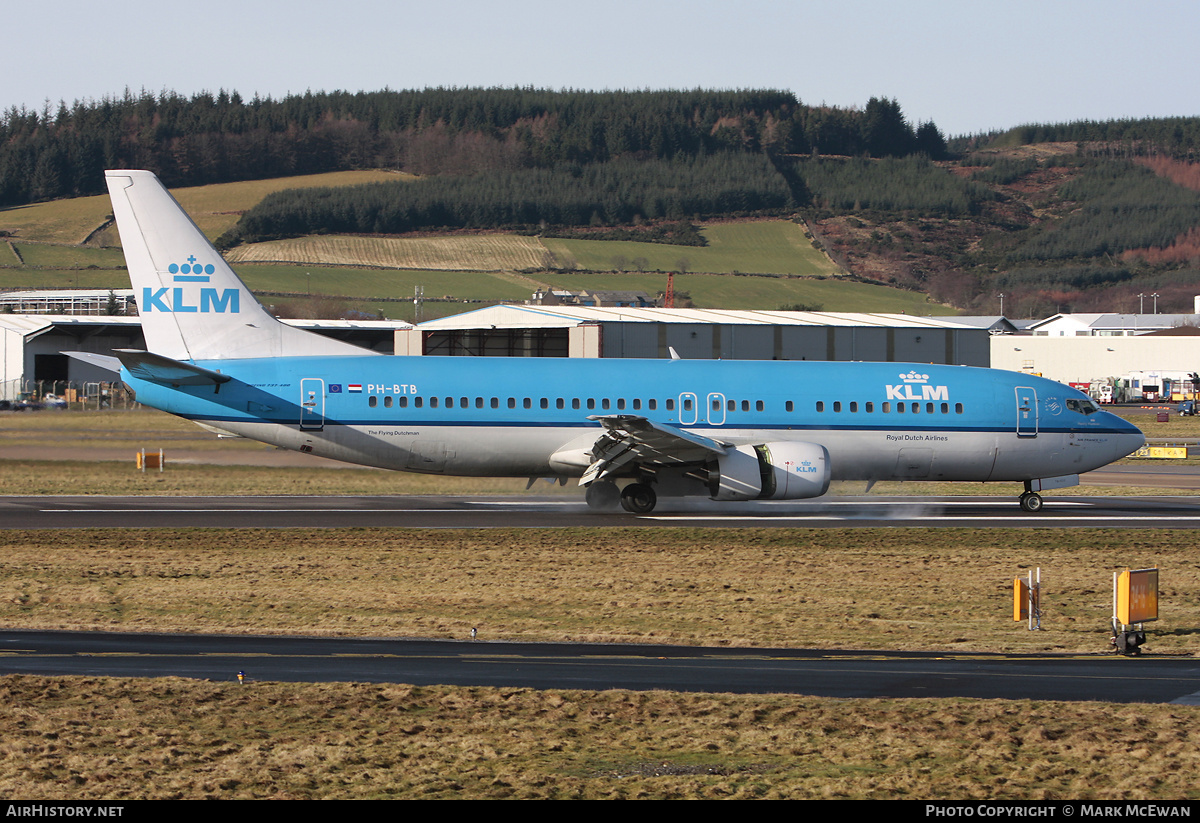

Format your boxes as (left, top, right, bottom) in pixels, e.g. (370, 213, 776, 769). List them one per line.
(4, 0, 1199, 137)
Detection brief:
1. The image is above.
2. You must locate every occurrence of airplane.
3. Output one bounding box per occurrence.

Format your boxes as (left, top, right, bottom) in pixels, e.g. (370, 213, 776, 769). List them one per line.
(71, 170, 1146, 514)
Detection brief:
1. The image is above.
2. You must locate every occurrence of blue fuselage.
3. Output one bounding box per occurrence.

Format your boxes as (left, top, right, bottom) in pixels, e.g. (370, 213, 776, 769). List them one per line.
(125, 355, 1144, 483)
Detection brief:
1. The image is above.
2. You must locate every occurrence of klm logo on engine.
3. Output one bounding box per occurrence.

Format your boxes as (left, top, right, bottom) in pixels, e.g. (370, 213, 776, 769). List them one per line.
(142, 255, 240, 313)
(886, 371, 949, 401)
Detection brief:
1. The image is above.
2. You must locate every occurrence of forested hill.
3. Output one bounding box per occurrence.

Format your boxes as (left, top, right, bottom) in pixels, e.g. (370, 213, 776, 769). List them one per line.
(0, 88, 947, 207)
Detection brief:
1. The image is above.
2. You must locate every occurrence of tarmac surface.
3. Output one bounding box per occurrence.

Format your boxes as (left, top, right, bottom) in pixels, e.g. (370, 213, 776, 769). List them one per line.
(2, 629, 1198, 703)
(4, 487, 1200, 528)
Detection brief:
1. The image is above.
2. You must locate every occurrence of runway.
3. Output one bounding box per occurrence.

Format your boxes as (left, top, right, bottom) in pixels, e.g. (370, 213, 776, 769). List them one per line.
(3, 629, 1199, 703)
(4, 491, 1200, 528)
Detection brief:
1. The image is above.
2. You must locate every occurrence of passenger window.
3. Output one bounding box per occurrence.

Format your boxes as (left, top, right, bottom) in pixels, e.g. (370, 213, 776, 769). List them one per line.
(882, 402, 891, 413)
(955, 403, 963, 414)
(649, 399, 657, 411)
(756, 400, 764, 412)
(786, 400, 794, 412)
(523, 398, 532, 409)
(491, 397, 499, 408)
(850, 402, 858, 413)
(866, 402, 874, 413)
(617, 398, 626, 410)
(430, 397, 439, 408)
(414, 397, 423, 408)
(816, 401, 825, 412)
(833, 401, 842, 413)
(541, 398, 549, 409)
(557, 398, 565, 409)
(633, 399, 641, 410)
(602, 399, 610, 410)
(666, 399, 675, 411)
(741, 400, 750, 412)
(587, 399, 596, 410)
(940, 403, 948, 414)
(369, 396, 378, 408)
(572, 398, 580, 410)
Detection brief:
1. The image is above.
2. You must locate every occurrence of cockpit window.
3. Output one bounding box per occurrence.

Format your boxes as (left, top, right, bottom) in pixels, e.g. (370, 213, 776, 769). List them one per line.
(1066, 397, 1099, 415)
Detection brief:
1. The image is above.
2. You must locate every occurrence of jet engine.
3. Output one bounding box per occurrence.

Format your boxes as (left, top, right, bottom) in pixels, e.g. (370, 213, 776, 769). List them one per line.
(708, 442, 831, 501)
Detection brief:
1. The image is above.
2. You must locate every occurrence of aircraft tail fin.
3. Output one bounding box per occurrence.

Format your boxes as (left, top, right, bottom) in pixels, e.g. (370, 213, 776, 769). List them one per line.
(104, 170, 373, 361)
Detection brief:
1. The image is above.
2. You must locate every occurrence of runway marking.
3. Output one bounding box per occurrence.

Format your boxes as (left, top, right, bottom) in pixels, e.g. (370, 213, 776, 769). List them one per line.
(643, 515, 1200, 522)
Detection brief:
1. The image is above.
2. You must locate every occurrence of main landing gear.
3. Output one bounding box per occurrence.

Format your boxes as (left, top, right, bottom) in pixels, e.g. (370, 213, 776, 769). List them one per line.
(584, 480, 658, 513)
(620, 482, 657, 514)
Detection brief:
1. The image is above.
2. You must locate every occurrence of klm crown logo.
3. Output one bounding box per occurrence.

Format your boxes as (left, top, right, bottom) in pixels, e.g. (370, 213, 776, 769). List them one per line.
(168, 255, 216, 281)
(143, 254, 240, 314)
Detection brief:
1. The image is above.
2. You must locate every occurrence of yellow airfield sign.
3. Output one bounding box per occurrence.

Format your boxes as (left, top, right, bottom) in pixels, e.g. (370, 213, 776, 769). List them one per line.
(1117, 568, 1159, 625)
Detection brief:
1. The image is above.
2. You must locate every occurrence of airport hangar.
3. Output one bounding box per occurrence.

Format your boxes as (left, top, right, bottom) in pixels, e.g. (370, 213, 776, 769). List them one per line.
(0, 314, 412, 400)
(398, 305, 992, 364)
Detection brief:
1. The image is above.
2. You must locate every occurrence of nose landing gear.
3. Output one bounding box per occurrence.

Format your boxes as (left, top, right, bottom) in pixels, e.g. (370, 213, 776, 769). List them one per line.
(1019, 480, 1044, 513)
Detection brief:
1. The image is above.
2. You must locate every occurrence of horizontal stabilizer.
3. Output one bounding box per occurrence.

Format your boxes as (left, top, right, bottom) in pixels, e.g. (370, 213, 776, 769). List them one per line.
(113, 349, 232, 387)
(62, 351, 122, 373)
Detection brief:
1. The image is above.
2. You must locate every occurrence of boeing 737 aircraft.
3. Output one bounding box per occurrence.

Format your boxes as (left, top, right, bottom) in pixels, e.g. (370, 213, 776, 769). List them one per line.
(73, 170, 1145, 514)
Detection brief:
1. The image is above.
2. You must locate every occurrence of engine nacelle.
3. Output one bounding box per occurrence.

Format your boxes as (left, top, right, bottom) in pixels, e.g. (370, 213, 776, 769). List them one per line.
(709, 442, 831, 501)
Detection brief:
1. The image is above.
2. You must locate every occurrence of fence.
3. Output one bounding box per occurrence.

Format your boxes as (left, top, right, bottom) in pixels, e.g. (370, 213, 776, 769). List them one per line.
(1, 379, 138, 411)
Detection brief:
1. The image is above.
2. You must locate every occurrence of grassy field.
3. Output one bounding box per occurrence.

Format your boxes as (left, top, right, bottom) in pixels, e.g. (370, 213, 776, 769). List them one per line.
(227, 233, 548, 271)
(546, 220, 840, 277)
(0, 526, 1194, 654)
(4, 676, 1195, 800)
(534, 270, 956, 313)
(2, 172, 960, 315)
(0, 170, 404, 245)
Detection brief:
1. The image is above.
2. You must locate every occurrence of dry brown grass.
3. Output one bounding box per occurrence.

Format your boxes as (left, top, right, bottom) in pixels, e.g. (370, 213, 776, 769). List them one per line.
(0, 528, 1195, 654)
(225, 233, 548, 271)
(0, 676, 1196, 799)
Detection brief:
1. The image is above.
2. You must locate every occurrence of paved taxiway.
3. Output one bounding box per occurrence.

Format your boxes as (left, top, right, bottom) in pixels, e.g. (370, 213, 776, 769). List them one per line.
(4, 490, 1200, 528)
(3, 630, 1199, 703)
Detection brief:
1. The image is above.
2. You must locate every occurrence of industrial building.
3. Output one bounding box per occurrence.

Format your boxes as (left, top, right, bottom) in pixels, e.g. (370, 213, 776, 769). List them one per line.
(399, 305, 990, 365)
(0, 314, 412, 400)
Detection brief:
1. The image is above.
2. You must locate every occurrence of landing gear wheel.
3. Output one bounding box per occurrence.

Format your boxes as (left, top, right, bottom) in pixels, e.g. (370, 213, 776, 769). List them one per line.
(1019, 491, 1044, 513)
(620, 483, 657, 514)
(584, 480, 621, 511)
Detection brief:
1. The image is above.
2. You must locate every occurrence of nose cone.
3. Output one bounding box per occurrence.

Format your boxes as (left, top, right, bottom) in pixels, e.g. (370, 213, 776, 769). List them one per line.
(1103, 411, 1146, 462)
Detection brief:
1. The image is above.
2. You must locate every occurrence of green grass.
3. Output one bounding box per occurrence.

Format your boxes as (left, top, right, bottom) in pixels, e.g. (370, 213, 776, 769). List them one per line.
(0, 170, 403, 245)
(545, 220, 840, 276)
(9, 243, 127, 268)
(233, 265, 531, 302)
(534, 271, 956, 313)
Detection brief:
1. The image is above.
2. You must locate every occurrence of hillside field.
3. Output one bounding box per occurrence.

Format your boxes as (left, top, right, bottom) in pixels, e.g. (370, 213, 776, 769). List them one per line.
(0, 173, 958, 317)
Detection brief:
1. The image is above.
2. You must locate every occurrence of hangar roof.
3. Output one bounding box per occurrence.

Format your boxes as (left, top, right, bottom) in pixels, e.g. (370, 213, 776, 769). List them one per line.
(418, 305, 973, 331)
(0, 315, 412, 340)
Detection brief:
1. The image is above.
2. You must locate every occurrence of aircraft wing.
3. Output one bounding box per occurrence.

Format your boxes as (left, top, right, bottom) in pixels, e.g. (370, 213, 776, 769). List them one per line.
(579, 414, 729, 486)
